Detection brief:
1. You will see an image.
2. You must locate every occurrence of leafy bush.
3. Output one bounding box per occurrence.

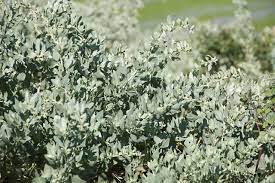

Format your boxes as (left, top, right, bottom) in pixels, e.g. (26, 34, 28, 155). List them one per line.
(0, 0, 274, 182)
(72, 0, 143, 49)
(190, 0, 275, 74)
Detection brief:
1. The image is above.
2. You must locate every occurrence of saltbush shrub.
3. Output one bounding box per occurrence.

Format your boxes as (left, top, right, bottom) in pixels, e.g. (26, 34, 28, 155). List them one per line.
(0, 0, 274, 182)
(190, 0, 275, 74)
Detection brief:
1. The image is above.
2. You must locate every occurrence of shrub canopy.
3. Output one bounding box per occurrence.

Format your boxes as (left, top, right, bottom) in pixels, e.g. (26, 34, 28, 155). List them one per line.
(0, 0, 274, 182)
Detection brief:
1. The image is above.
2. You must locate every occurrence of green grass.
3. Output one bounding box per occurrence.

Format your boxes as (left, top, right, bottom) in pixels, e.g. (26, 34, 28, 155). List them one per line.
(139, 0, 275, 29)
(254, 15, 275, 30)
(139, 0, 233, 21)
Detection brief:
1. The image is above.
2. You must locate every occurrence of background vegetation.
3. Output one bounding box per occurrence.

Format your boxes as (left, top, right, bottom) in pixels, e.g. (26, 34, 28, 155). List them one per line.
(139, 0, 275, 30)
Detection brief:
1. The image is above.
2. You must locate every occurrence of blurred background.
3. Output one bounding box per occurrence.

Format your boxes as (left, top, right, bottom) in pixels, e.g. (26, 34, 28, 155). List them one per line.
(139, 0, 275, 30)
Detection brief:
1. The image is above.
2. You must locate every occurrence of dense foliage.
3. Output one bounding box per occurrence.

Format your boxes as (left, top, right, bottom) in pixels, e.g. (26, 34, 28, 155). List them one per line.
(0, 0, 274, 182)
